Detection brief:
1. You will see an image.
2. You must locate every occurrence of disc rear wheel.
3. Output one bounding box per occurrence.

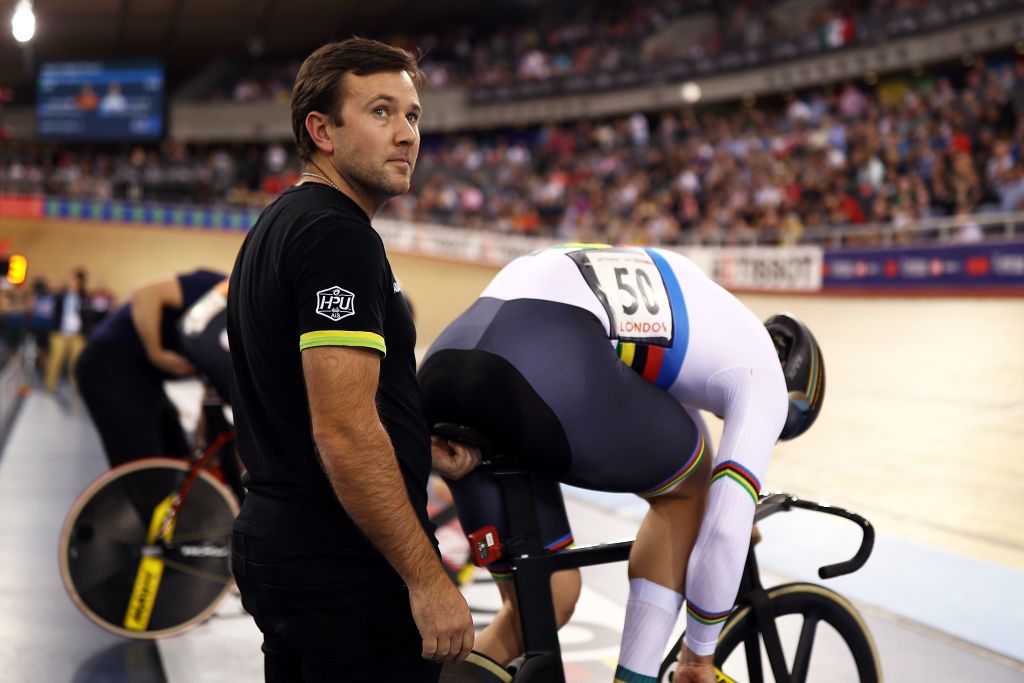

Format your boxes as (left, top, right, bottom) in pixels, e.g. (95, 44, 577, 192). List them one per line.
(59, 458, 239, 639)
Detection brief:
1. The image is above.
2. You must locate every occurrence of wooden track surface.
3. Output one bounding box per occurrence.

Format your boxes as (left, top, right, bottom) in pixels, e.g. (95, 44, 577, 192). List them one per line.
(5, 219, 1021, 569)
(0, 218, 244, 295)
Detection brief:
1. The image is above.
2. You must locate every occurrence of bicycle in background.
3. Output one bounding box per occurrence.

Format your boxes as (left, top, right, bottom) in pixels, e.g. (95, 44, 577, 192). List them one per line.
(59, 380, 242, 639)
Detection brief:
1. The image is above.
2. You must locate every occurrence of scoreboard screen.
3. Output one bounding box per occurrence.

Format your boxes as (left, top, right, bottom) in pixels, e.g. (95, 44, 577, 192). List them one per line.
(36, 60, 165, 142)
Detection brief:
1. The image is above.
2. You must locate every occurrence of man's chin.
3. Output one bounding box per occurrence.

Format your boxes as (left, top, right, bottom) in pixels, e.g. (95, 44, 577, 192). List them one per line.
(383, 177, 412, 196)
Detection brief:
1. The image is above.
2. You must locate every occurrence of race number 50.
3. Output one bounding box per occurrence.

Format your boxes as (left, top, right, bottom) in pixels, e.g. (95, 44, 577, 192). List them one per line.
(614, 267, 661, 316)
(572, 249, 674, 345)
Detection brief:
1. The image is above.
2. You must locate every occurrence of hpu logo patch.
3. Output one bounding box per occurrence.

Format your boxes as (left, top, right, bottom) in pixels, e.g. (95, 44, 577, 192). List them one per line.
(315, 286, 355, 321)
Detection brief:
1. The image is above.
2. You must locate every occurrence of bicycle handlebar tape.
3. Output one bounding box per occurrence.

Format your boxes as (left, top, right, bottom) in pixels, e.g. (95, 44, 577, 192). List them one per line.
(439, 651, 513, 682)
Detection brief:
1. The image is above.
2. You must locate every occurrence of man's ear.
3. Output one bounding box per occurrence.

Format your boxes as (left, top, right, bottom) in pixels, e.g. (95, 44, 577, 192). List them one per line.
(305, 111, 335, 155)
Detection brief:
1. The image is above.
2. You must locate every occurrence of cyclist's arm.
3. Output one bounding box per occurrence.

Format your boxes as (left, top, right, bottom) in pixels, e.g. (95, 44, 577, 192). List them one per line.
(302, 345, 473, 661)
(683, 367, 786, 657)
(130, 277, 194, 376)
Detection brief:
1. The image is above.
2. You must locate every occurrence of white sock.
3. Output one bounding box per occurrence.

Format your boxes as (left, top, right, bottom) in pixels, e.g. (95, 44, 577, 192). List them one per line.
(614, 578, 684, 682)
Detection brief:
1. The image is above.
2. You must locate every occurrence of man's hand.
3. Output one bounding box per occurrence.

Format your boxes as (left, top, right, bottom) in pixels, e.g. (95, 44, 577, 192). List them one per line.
(304, 347, 473, 664)
(675, 646, 717, 683)
(431, 437, 481, 480)
(407, 573, 475, 662)
(149, 349, 196, 377)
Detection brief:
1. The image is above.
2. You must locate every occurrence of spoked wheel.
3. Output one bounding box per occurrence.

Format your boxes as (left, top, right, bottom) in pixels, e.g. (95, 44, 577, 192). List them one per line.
(660, 583, 882, 683)
(59, 458, 239, 639)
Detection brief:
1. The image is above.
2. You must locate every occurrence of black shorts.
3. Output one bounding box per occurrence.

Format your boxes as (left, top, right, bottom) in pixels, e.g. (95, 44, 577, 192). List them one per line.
(418, 298, 705, 575)
(231, 531, 441, 682)
(75, 340, 190, 468)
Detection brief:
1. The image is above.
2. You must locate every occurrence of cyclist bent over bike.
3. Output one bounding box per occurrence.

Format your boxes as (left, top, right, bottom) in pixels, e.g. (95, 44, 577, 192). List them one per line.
(419, 244, 825, 683)
(76, 270, 228, 468)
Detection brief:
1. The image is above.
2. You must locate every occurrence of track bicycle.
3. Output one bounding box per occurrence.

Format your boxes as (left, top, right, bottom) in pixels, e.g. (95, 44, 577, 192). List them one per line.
(59, 381, 243, 639)
(434, 424, 881, 683)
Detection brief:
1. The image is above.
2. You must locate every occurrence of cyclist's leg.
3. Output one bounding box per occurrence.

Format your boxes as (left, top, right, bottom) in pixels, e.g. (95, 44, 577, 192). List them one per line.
(629, 408, 711, 588)
(618, 410, 711, 682)
(76, 340, 188, 467)
(443, 467, 580, 665)
(481, 567, 581, 666)
(157, 391, 190, 456)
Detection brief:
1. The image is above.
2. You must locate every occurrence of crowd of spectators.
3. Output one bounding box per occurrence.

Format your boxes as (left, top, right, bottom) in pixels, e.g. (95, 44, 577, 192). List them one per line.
(205, 0, 931, 101)
(5, 57, 1024, 245)
(211, 61, 302, 105)
(0, 141, 296, 207)
(397, 58, 1024, 244)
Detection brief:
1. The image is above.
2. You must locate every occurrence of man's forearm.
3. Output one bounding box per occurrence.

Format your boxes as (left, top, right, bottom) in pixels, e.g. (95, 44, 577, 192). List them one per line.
(130, 289, 164, 358)
(316, 423, 443, 588)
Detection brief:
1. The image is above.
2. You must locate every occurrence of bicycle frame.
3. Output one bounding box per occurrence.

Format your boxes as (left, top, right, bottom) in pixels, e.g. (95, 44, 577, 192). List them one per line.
(729, 494, 875, 683)
(152, 394, 239, 548)
(497, 467, 632, 680)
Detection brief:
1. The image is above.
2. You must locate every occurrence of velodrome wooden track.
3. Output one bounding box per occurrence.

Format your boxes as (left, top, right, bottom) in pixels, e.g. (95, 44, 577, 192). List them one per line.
(6, 218, 1023, 571)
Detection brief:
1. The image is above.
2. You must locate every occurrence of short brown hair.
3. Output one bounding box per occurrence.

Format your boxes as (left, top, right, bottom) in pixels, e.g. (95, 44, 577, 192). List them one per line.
(291, 38, 425, 161)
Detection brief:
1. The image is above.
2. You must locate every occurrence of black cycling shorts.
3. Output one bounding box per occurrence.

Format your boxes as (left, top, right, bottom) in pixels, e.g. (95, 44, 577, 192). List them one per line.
(76, 340, 190, 468)
(418, 298, 705, 575)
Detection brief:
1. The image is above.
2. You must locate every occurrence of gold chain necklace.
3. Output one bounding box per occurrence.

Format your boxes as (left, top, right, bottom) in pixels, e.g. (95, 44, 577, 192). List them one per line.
(300, 171, 340, 192)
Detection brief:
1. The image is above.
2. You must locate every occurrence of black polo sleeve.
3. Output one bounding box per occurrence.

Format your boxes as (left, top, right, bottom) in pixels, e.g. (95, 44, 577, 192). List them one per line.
(286, 216, 389, 356)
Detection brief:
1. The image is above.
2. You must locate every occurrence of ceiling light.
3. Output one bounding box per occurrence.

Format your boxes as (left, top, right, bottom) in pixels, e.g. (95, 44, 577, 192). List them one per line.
(680, 82, 702, 104)
(11, 0, 35, 44)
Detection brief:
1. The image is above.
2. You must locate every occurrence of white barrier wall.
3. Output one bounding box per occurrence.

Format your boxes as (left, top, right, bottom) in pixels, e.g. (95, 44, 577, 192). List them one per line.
(375, 219, 823, 292)
(709, 246, 823, 291)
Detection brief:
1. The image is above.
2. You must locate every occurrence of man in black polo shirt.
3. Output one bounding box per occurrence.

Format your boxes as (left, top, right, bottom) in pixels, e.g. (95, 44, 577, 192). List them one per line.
(227, 39, 476, 682)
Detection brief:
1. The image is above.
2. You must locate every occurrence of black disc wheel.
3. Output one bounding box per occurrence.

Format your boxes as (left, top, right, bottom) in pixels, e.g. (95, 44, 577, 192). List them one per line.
(59, 458, 238, 639)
